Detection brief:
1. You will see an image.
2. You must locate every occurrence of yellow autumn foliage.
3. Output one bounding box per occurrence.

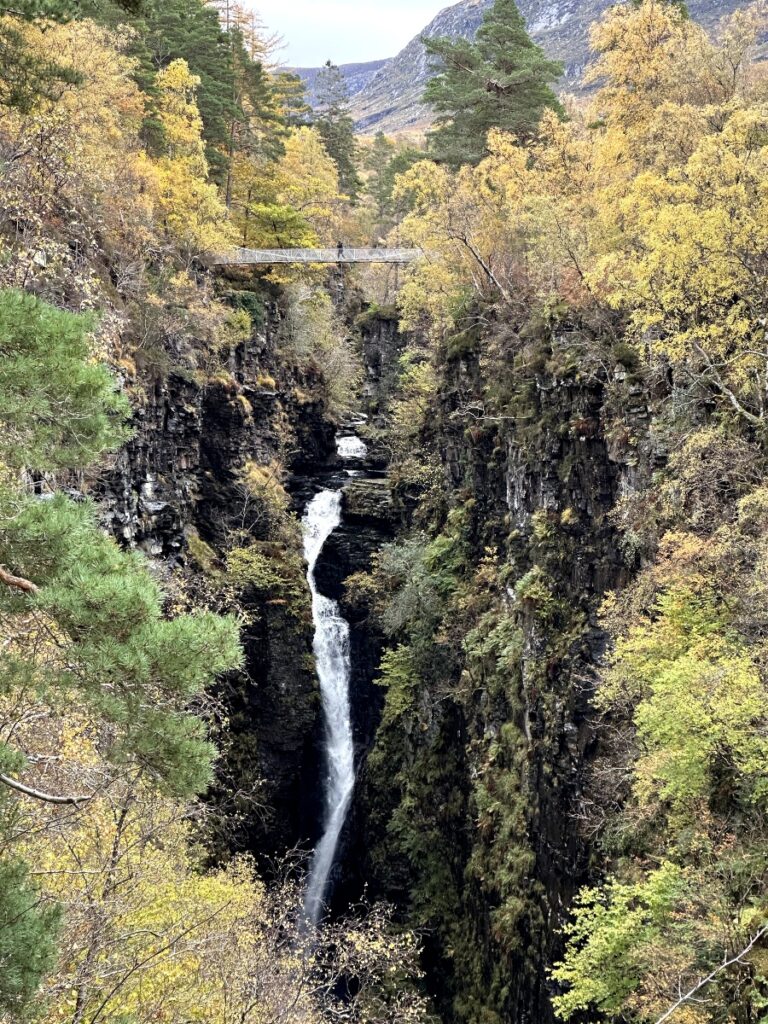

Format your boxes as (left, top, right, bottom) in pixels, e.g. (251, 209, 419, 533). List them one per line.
(0, 679, 426, 1024)
(229, 125, 343, 260)
(0, 19, 231, 292)
(278, 127, 344, 238)
(0, 16, 153, 297)
(143, 58, 233, 259)
(395, 0, 768, 424)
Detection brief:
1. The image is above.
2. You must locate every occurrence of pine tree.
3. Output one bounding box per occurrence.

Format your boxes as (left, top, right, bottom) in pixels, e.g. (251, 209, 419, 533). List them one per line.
(274, 71, 312, 128)
(424, 0, 563, 167)
(141, 0, 239, 182)
(366, 135, 424, 228)
(0, 289, 243, 798)
(313, 61, 362, 202)
(138, 0, 287, 186)
(365, 132, 396, 219)
(0, 290, 130, 470)
(0, 859, 60, 1017)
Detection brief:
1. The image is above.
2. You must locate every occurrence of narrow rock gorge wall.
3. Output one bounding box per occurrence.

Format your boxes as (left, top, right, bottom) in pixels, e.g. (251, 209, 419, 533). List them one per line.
(89, 273, 660, 1024)
(95, 288, 336, 865)
(358, 306, 407, 418)
(93, 286, 414, 875)
(351, 326, 659, 1024)
(99, 304, 333, 555)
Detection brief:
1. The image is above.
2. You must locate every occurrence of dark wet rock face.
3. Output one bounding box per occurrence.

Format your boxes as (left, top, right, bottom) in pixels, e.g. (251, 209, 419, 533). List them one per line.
(99, 370, 203, 559)
(359, 308, 407, 417)
(95, 309, 334, 868)
(346, 336, 661, 1024)
(318, 475, 396, 742)
(314, 479, 396, 598)
(100, 298, 410, 876)
(219, 600, 323, 860)
(99, 320, 336, 556)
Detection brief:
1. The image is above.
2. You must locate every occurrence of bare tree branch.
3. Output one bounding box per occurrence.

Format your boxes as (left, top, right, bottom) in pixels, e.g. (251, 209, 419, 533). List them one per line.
(456, 234, 513, 305)
(690, 340, 765, 427)
(0, 773, 91, 807)
(653, 926, 768, 1024)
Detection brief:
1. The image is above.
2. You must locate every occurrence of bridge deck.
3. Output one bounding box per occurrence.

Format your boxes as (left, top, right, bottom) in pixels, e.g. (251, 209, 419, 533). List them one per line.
(212, 247, 421, 265)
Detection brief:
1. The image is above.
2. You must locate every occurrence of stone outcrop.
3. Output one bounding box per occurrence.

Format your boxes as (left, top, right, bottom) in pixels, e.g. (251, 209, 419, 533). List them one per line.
(89, 269, 661, 1024)
(347, 329, 661, 1024)
(358, 306, 407, 418)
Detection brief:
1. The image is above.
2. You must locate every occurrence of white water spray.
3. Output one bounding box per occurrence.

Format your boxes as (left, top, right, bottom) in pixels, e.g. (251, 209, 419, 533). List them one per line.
(302, 488, 356, 925)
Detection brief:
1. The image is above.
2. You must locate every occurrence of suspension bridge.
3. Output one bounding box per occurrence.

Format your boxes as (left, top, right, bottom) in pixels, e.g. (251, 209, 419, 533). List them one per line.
(211, 247, 422, 265)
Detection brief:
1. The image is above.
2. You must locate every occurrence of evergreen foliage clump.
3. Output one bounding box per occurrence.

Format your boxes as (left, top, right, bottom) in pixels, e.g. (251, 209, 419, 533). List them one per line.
(424, 0, 563, 167)
(0, 288, 243, 798)
(0, 858, 60, 1017)
(313, 61, 362, 201)
(365, 135, 425, 229)
(0, 289, 130, 469)
(0, 285, 244, 1013)
(140, 0, 239, 180)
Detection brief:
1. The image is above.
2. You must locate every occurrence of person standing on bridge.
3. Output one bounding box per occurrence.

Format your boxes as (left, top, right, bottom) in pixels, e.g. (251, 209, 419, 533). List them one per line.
(337, 240, 344, 261)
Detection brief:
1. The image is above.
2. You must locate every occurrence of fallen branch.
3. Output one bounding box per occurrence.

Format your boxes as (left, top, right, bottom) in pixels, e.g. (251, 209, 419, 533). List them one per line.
(653, 926, 768, 1024)
(0, 773, 92, 807)
(0, 565, 38, 595)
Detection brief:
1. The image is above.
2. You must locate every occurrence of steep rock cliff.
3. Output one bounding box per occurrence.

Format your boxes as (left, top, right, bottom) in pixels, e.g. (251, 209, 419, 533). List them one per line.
(95, 286, 337, 865)
(352, 325, 661, 1024)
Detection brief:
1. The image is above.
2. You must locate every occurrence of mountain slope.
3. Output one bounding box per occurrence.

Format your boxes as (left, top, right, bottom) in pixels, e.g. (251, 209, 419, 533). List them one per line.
(351, 0, 752, 135)
(352, 0, 492, 133)
(291, 59, 389, 109)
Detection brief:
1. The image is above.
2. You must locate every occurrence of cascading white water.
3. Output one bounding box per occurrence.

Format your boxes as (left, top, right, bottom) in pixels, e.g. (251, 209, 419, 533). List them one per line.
(302, 488, 356, 925)
(336, 434, 368, 460)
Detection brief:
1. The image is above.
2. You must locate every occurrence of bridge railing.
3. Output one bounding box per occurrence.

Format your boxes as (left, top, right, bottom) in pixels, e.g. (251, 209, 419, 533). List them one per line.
(211, 247, 422, 265)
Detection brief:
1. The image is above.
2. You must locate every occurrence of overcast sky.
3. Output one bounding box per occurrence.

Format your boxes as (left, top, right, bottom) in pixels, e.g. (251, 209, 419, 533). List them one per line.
(250, 1, 447, 67)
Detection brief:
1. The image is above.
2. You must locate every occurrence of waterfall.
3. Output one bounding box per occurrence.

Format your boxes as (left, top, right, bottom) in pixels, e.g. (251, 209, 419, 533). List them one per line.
(302, 488, 356, 925)
(336, 435, 368, 460)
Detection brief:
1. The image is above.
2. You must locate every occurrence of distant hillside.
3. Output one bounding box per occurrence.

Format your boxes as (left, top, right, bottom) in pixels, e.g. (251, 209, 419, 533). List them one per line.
(291, 60, 389, 109)
(352, 0, 492, 134)
(349, 0, 754, 135)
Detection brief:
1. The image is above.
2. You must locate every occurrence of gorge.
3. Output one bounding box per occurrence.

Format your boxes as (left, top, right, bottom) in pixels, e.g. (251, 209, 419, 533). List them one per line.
(2, 2, 768, 1024)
